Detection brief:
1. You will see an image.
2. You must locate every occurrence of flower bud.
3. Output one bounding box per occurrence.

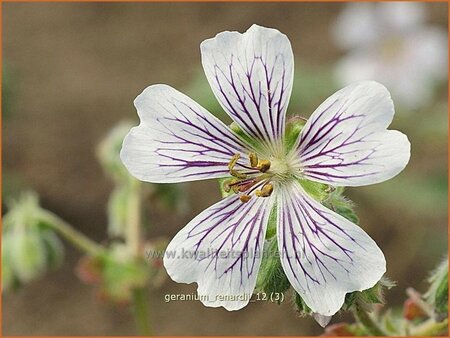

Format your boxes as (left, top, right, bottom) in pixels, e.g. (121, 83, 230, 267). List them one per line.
(2, 192, 65, 288)
(2, 233, 19, 291)
(9, 227, 47, 283)
(403, 298, 426, 320)
(322, 322, 355, 336)
(107, 185, 132, 238)
(75, 255, 103, 284)
(97, 121, 137, 184)
(99, 244, 151, 303)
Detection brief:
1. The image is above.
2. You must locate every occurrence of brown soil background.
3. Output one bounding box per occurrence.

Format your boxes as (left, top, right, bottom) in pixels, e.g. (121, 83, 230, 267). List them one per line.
(3, 2, 448, 336)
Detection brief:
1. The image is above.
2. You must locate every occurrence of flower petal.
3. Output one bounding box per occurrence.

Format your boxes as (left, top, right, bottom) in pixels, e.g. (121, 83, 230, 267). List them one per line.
(201, 24, 294, 150)
(295, 81, 410, 186)
(277, 183, 386, 316)
(120, 84, 250, 183)
(164, 194, 275, 310)
(312, 313, 332, 328)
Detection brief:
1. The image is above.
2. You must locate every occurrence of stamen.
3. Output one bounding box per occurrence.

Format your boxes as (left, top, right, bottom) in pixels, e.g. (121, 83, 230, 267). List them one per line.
(257, 159, 271, 173)
(249, 152, 259, 168)
(239, 195, 251, 203)
(237, 179, 258, 192)
(223, 178, 238, 193)
(226, 153, 275, 203)
(255, 183, 274, 197)
(228, 153, 241, 170)
(230, 169, 247, 179)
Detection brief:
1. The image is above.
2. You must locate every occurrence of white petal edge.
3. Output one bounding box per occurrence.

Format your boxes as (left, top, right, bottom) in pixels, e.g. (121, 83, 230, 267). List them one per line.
(295, 81, 411, 186)
(120, 84, 250, 183)
(201, 24, 294, 151)
(164, 194, 275, 311)
(313, 313, 332, 328)
(277, 182, 386, 316)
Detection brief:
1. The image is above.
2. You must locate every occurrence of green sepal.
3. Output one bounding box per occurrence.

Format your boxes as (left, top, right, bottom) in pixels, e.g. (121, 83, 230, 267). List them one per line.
(294, 292, 312, 315)
(100, 252, 150, 303)
(149, 183, 188, 213)
(256, 237, 290, 299)
(284, 116, 306, 153)
(298, 179, 330, 202)
(39, 228, 65, 270)
(323, 187, 360, 224)
(425, 256, 448, 318)
(344, 277, 396, 311)
(434, 269, 448, 317)
(2, 232, 20, 291)
(265, 205, 278, 240)
(230, 122, 265, 153)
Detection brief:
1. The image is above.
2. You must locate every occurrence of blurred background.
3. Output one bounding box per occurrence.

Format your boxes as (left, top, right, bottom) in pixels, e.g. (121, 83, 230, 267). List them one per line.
(2, 2, 448, 336)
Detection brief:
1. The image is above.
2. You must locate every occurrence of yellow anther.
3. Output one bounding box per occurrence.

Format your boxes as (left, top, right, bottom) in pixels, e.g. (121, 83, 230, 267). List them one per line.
(223, 184, 231, 193)
(249, 152, 259, 168)
(228, 153, 241, 171)
(257, 159, 271, 173)
(255, 183, 274, 198)
(222, 179, 234, 193)
(239, 194, 252, 203)
(230, 169, 247, 179)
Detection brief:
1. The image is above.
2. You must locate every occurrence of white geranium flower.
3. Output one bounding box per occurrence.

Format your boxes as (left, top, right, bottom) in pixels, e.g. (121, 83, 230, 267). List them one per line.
(333, 2, 447, 110)
(120, 25, 410, 316)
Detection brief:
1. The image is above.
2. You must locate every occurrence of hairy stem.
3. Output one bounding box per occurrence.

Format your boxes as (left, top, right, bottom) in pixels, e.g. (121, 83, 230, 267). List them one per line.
(38, 210, 105, 257)
(132, 287, 152, 336)
(410, 318, 448, 336)
(353, 305, 386, 336)
(125, 181, 152, 335)
(126, 180, 141, 257)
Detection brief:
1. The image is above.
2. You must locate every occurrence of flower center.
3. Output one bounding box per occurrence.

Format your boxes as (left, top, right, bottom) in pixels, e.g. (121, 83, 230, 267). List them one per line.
(223, 152, 296, 203)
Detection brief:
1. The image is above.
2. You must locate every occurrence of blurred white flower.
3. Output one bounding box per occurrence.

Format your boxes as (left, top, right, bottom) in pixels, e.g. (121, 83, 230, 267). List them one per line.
(332, 2, 447, 110)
